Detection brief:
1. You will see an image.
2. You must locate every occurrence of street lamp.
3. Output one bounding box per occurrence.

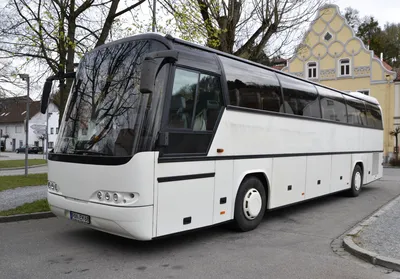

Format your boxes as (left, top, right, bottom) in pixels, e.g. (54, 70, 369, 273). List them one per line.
(19, 73, 30, 176)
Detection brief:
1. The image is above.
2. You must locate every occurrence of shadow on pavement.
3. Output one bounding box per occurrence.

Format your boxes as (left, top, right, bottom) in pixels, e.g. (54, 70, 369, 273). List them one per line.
(59, 185, 382, 254)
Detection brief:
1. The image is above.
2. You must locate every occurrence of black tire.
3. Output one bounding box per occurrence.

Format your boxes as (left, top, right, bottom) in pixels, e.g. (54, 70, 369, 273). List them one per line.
(233, 176, 267, 232)
(16, 150, 19, 153)
(348, 164, 363, 197)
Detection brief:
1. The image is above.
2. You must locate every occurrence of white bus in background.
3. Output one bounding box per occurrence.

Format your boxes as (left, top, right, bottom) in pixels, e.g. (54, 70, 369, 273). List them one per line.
(40, 33, 383, 241)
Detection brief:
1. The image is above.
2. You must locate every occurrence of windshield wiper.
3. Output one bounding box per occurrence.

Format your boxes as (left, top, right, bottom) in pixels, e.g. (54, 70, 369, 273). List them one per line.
(73, 150, 109, 156)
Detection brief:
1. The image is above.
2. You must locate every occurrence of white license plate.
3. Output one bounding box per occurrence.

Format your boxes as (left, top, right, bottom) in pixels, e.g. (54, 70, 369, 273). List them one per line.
(70, 211, 91, 224)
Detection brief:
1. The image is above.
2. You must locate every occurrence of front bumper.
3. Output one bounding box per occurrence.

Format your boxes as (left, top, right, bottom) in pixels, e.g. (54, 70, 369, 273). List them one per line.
(48, 192, 153, 241)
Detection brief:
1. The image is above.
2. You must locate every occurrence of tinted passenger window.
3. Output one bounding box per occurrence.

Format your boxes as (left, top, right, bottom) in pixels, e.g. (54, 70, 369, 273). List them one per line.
(365, 103, 383, 129)
(168, 69, 198, 129)
(219, 56, 282, 112)
(344, 96, 367, 126)
(276, 74, 321, 118)
(168, 68, 223, 131)
(317, 86, 347, 122)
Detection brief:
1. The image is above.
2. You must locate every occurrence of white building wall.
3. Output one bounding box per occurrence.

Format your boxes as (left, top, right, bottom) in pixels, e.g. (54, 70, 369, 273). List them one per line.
(395, 82, 400, 126)
(1, 102, 60, 152)
(0, 122, 25, 151)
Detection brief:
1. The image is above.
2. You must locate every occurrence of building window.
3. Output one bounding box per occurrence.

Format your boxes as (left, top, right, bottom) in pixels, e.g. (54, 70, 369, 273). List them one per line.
(0, 129, 2, 137)
(19, 140, 23, 148)
(48, 142, 54, 148)
(357, 89, 370, 95)
(307, 62, 318, 79)
(339, 58, 351, 76)
(50, 128, 54, 134)
(324, 32, 332, 41)
(34, 141, 39, 147)
(56, 127, 59, 134)
(15, 126, 22, 133)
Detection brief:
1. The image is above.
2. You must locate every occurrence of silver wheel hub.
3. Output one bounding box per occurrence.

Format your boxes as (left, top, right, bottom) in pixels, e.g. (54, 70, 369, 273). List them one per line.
(354, 172, 362, 191)
(243, 188, 262, 220)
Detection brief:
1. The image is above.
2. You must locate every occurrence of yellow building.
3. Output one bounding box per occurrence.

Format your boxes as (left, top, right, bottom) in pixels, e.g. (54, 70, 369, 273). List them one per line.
(282, 4, 398, 162)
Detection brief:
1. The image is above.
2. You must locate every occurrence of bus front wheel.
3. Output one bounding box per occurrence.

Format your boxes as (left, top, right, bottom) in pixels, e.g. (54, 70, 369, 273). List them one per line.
(348, 164, 363, 197)
(233, 176, 267, 232)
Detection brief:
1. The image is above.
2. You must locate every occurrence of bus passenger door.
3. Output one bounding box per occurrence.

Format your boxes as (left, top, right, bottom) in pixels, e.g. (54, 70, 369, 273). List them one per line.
(154, 62, 225, 237)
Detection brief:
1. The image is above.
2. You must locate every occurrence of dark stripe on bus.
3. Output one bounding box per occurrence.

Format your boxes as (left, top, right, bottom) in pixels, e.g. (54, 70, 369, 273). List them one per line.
(157, 172, 215, 183)
(158, 150, 384, 163)
(226, 106, 383, 130)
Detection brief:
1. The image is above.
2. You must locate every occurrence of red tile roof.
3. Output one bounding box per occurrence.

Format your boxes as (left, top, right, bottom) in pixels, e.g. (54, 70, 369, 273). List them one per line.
(272, 64, 285, 70)
(373, 55, 392, 71)
(0, 96, 41, 124)
(395, 69, 400, 81)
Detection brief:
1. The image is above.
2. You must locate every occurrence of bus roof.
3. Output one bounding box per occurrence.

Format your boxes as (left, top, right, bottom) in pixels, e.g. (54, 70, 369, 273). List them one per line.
(348, 92, 379, 105)
(96, 32, 382, 107)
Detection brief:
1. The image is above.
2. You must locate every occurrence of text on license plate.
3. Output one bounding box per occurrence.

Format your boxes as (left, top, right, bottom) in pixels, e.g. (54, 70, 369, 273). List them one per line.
(70, 211, 91, 224)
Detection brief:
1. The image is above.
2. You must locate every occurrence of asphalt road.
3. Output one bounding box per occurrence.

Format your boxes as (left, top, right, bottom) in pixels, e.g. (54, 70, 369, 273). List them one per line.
(0, 165, 48, 176)
(1, 169, 400, 279)
(0, 152, 47, 160)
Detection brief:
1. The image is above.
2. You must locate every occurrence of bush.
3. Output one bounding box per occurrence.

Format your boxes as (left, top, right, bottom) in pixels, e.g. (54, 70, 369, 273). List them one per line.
(389, 157, 400, 166)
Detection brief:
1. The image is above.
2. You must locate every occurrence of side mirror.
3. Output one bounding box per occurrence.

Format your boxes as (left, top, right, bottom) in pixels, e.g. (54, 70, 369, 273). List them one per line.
(40, 72, 76, 114)
(140, 50, 179, 94)
(40, 80, 52, 114)
(157, 131, 169, 147)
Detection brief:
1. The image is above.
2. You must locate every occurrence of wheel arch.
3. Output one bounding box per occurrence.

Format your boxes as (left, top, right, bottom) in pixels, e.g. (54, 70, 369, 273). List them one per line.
(234, 170, 271, 210)
(352, 160, 365, 181)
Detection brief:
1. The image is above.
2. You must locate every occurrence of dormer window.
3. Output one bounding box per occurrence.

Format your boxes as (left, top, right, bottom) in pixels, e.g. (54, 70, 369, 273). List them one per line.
(339, 58, 351, 76)
(307, 62, 318, 79)
(324, 32, 332, 41)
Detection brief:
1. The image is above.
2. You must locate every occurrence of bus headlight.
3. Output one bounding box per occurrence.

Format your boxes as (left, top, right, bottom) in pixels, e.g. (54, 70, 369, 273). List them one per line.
(105, 192, 110, 201)
(90, 190, 138, 206)
(47, 180, 59, 192)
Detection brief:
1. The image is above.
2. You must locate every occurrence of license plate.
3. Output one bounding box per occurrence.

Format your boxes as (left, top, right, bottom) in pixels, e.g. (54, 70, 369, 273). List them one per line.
(70, 211, 91, 224)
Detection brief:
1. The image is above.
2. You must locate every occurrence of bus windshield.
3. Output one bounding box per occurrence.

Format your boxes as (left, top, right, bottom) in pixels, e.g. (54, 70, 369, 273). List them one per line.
(54, 39, 167, 157)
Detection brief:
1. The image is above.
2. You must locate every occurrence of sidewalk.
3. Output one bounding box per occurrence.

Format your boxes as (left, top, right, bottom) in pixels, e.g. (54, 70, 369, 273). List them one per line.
(0, 185, 47, 211)
(344, 194, 400, 271)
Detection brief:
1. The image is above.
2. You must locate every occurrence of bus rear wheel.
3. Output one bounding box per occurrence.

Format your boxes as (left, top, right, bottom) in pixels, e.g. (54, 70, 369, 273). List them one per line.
(233, 176, 266, 232)
(348, 164, 363, 197)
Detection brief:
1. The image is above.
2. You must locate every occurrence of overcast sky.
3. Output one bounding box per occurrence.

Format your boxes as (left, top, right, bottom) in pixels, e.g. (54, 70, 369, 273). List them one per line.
(0, 0, 399, 100)
(331, 0, 400, 27)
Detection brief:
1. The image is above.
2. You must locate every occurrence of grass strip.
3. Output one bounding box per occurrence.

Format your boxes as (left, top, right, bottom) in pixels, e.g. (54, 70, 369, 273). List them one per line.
(0, 173, 47, 192)
(0, 199, 50, 216)
(0, 159, 46, 169)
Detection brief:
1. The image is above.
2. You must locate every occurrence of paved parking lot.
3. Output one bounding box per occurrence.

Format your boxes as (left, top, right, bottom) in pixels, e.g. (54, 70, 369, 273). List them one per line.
(1, 169, 400, 279)
(0, 152, 47, 160)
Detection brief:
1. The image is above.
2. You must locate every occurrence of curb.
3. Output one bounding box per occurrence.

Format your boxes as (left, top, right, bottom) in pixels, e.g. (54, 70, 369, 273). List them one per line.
(0, 211, 55, 223)
(0, 164, 47, 171)
(342, 194, 400, 272)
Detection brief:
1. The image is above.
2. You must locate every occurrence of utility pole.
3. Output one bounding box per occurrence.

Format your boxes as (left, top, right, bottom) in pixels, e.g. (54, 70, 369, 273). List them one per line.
(152, 0, 156, 32)
(19, 74, 30, 176)
(46, 111, 51, 160)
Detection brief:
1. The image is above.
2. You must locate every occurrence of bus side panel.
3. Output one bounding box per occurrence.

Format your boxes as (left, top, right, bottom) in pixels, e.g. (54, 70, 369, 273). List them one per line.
(231, 158, 273, 211)
(269, 157, 306, 209)
(213, 160, 234, 224)
(330, 154, 352, 192)
(304, 155, 331, 200)
(155, 161, 215, 237)
(351, 153, 368, 182)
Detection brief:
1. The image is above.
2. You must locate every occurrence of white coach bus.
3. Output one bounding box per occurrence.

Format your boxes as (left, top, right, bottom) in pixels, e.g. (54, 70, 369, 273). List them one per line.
(40, 33, 383, 240)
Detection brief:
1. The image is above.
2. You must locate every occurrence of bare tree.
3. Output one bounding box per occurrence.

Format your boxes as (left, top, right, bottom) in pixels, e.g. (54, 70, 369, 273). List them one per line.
(390, 126, 400, 161)
(0, 0, 146, 124)
(0, 60, 23, 98)
(159, 0, 327, 61)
